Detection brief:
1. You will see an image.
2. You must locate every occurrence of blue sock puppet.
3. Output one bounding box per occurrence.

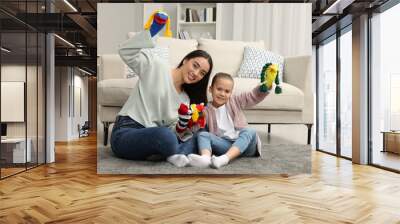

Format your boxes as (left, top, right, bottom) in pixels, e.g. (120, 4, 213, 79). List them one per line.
(144, 10, 172, 38)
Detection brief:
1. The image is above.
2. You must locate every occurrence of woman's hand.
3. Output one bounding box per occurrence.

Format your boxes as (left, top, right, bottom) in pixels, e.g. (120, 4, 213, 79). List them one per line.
(176, 104, 192, 134)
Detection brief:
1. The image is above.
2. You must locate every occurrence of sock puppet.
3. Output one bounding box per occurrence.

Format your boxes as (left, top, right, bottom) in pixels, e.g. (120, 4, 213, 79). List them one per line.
(144, 10, 172, 38)
(260, 63, 282, 94)
(176, 104, 192, 134)
(187, 103, 206, 130)
(176, 103, 206, 142)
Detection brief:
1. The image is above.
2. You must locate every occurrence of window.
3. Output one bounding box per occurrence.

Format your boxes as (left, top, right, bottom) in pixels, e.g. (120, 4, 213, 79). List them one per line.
(0, 1, 47, 179)
(370, 2, 400, 171)
(316, 26, 353, 158)
(317, 36, 337, 154)
(340, 28, 352, 158)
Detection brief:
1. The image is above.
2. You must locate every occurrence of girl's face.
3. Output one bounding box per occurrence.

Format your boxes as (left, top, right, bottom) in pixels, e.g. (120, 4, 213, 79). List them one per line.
(181, 57, 210, 84)
(209, 78, 234, 108)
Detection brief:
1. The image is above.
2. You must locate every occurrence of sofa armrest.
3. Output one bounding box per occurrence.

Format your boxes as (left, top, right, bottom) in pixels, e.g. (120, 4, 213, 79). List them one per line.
(284, 55, 314, 124)
(284, 55, 311, 92)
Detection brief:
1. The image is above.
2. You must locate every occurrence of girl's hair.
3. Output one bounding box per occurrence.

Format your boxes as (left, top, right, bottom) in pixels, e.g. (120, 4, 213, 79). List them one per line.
(211, 72, 234, 87)
(178, 50, 213, 104)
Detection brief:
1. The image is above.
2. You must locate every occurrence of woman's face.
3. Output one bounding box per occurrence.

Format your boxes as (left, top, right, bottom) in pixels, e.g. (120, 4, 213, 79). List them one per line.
(181, 57, 210, 84)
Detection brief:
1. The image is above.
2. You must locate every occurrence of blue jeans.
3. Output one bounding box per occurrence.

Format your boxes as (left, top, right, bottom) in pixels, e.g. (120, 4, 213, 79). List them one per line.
(110, 116, 197, 160)
(197, 128, 257, 157)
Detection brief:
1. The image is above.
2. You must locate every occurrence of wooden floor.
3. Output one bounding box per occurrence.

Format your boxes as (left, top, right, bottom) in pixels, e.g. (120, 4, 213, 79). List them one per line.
(373, 150, 400, 171)
(1, 134, 400, 223)
(1, 167, 26, 178)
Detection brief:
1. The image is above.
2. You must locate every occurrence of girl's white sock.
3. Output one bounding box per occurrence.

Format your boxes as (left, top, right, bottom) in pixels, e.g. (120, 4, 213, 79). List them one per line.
(211, 155, 230, 169)
(188, 154, 211, 168)
(167, 154, 189, 167)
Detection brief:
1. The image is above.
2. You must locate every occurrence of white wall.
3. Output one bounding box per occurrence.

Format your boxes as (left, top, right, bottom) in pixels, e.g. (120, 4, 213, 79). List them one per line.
(1, 65, 26, 81)
(54, 67, 89, 141)
(97, 3, 144, 55)
(1, 64, 46, 164)
(97, 3, 310, 57)
(1, 66, 26, 141)
(72, 70, 89, 137)
(219, 3, 311, 57)
(55, 67, 69, 141)
(1, 82, 24, 122)
(1, 65, 37, 137)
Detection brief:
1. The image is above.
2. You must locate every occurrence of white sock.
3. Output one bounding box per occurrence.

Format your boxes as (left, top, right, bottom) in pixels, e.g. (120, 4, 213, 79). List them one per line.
(167, 154, 189, 167)
(188, 154, 211, 168)
(211, 155, 230, 169)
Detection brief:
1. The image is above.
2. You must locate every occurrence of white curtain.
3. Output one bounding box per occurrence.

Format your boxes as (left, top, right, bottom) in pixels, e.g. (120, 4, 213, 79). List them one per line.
(219, 3, 311, 57)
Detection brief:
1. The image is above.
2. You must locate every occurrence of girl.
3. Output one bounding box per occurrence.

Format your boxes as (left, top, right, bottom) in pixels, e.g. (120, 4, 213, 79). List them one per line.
(188, 71, 276, 168)
(110, 14, 213, 167)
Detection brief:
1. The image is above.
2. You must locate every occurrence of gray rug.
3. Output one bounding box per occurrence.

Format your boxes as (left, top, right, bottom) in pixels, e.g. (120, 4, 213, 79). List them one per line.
(97, 143, 311, 175)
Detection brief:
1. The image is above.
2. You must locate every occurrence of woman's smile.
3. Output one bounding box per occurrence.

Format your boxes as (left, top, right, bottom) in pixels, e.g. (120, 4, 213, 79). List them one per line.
(188, 73, 196, 82)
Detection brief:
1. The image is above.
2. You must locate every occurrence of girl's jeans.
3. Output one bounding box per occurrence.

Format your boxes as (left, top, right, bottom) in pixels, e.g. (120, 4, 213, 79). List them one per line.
(197, 128, 257, 157)
(110, 116, 196, 160)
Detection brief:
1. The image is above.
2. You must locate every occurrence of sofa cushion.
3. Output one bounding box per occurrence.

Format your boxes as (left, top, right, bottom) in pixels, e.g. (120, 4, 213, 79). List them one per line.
(128, 32, 198, 68)
(237, 46, 284, 81)
(100, 77, 303, 111)
(156, 37, 198, 68)
(125, 46, 169, 78)
(129, 32, 198, 69)
(99, 54, 127, 80)
(98, 78, 138, 106)
(197, 38, 264, 77)
(232, 78, 304, 111)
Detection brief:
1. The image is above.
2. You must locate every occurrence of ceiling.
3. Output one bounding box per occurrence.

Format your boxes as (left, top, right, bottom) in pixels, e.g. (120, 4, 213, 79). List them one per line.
(0, 0, 392, 76)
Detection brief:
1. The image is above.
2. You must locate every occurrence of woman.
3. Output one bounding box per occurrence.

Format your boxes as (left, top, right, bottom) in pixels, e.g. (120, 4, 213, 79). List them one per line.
(110, 29, 213, 167)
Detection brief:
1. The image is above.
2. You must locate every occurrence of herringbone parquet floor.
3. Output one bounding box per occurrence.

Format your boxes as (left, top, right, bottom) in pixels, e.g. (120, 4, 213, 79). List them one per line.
(1, 134, 400, 223)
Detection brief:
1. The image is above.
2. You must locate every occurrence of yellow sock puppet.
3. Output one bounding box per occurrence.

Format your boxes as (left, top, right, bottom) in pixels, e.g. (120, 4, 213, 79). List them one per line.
(260, 63, 282, 94)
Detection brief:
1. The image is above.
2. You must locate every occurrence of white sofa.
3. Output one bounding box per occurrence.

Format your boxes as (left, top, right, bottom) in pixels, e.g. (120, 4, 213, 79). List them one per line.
(98, 37, 313, 146)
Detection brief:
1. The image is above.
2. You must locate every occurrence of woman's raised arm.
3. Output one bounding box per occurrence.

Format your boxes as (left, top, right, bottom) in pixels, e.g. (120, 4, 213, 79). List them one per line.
(118, 31, 156, 78)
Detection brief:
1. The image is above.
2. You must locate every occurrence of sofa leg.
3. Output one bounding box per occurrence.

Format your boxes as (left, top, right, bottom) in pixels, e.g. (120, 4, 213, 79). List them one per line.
(103, 122, 111, 146)
(268, 124, 271, 133)
(306, 124, 313, 145)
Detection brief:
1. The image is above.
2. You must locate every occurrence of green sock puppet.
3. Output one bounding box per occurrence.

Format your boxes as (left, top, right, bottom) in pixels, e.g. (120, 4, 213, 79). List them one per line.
(260, 63, 282, 94)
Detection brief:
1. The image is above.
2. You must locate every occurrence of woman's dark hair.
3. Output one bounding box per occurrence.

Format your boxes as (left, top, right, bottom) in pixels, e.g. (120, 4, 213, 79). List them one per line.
(211, 72, 234, 87)
(177, 50, 213, 104)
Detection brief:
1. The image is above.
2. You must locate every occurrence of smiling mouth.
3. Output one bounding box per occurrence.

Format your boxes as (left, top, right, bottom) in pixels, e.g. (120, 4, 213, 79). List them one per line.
(188, 74, 195, 81)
